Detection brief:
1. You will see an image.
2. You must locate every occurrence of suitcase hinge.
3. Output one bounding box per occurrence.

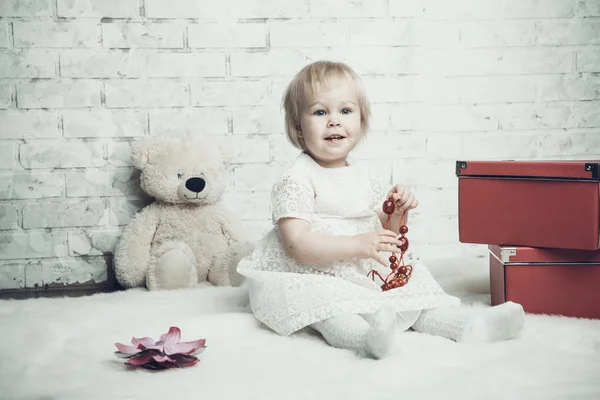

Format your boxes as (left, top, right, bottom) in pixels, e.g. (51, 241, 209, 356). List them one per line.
(584, 163, 599, 180)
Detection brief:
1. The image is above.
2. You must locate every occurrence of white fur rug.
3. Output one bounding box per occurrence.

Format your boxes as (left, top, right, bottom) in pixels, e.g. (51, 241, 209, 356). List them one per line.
(1, 256, 599, 400)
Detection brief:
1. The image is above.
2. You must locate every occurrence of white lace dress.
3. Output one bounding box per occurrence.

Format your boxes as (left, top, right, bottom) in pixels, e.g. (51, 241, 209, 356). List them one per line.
(236, 153, 460, 336)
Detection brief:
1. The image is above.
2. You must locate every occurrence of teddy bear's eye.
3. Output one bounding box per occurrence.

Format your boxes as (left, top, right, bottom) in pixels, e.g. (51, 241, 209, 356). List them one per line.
(177, 173, 184, 179)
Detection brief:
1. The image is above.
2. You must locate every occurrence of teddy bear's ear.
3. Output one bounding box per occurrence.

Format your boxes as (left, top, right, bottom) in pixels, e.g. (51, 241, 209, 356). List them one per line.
(131, 138, 155, 170)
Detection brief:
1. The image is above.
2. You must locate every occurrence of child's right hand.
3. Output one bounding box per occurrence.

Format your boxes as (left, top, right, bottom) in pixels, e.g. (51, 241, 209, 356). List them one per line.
(351, 230, 405, 267)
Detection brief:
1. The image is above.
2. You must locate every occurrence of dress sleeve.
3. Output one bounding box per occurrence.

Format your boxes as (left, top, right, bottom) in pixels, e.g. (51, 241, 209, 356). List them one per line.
(271, 171, 315, 223)
(368, 169, 389, 213)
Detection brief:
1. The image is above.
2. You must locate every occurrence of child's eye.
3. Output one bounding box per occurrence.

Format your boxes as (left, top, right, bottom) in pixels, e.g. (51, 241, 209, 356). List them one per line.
(341, 108, 352, 115)
(314, 110, 326, 116)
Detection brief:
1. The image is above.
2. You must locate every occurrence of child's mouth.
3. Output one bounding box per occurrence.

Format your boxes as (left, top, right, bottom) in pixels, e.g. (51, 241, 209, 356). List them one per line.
(325, 135, 345, 141)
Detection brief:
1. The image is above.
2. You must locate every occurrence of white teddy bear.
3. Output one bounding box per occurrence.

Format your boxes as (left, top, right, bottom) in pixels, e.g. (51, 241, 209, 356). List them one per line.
(113, 134, 253, 291)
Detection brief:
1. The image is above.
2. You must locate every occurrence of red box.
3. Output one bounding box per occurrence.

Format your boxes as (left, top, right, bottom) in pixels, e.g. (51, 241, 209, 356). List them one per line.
(489, 245, 600, 319)
(457, 160, 600, 250)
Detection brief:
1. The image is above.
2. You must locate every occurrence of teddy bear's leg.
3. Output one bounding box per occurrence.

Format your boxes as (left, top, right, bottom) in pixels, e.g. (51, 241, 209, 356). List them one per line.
(146, 241, 198, 290)
(208, 241, 255, 287)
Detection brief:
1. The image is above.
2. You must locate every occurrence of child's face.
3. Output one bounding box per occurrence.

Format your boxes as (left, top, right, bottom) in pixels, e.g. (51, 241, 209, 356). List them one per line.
(298, 76, 362, 168)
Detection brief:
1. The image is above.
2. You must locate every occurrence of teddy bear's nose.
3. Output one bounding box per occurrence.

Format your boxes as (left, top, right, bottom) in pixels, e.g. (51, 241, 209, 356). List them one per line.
(185, 177, 206, 193)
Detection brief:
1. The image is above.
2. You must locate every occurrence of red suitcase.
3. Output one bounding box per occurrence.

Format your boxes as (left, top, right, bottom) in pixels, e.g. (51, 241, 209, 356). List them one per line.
(456, 160, 600, 250)
(489, 245, 600, 319)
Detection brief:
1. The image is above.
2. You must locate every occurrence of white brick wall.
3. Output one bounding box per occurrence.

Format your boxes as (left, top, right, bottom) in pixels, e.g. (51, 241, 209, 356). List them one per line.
(0, 0, 599, 290)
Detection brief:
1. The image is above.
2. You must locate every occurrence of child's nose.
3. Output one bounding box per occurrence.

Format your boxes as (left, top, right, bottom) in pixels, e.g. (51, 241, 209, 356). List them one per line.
(327, 119, 341, 127)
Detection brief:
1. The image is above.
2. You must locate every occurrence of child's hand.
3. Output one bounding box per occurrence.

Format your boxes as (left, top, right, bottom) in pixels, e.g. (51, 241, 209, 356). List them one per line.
(352, 230, 405, 267)
(387, 184, 418, 215)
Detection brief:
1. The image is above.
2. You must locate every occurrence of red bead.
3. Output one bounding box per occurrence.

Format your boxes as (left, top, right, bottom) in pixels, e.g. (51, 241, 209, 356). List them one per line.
(399, 266, 407, 274)
(400, 225, 408, 234)
(400, 240, 409, 252)
(382, 200, 395, 215)
(390, 262, 398, 270)
(389, 255, 397, 263)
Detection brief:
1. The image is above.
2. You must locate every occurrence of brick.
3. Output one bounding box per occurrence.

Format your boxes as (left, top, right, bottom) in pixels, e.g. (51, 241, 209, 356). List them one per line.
(416, 187, 458, 216)
(233, 163, 284, 191)
(23, 200, 107, 229)
(577, 0, 600, 16)
(0, 0, 52, 17)
(414, 76, 537, 104)
(387, 0, 425, 17)
(0, 82, 11, 108)
(0, 21, 8, 48)
(57, 0, 140, 18)
(497, 104, 574, 130)
(60, 50, 145, 78)
(363, 77, 413, 104)
(221, 191, 270, 220)
(63, 109, 146, 138)
(392, 159, 457, 189)
(107, 142, 133, 167)
(66, 168, 143, 197)
(394, 0, 574, 19)
(539, 75, 600, 102)
(404, 214, 459, 244)
(109, 197, 151, 226)
(577, 50, 600, 73)
(419, 49, 573, 76)
(188, 23, 266, 48)
(147, 53, 225, 78)
(145, 0, 307, 18)
(538, 21, 600, 46)
(230, 50, 312, 77)
(227, 137, 270, 163)
(369, 105, 391, 132)
(349, 20, 415, 46)
(17, 80, 102, 109)
(14, 22, 100, 48)
(391, 104, 498, 132)
(232, 106, 283, 135)
(105, 80, 188, 108)
(68, 229, 120, 256)
(270, 22, 347, 47)
(343, 47, 417, 75)
(235, 220, 272, 243)
(414, 21, 460, 47)
(144, 0, 227, 18)
(24, 257, 108, 287)
(102, 23, 183, 49)
(458, 20, 537, 47)
(149, 108, 228, 135)
(0, 110, 59, 139)
(0, 231, 67, 260)
(0, 172, 63, 199)
(309, 0, 386, 17)
(351, 132, 427, 160)
(20, 141, 105, 169)
(576, 102, 600, 128)
(0, 144, 15, 170)
(0, 262, 24, 289)
(191, 80, 270, 106)
(270, 134, 302, 162)
(0, 204, 18, 230)
(0, 51, 56, 78)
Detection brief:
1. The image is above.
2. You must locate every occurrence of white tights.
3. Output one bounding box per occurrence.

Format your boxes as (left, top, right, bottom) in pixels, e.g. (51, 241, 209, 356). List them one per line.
(310, 302, 525, 359)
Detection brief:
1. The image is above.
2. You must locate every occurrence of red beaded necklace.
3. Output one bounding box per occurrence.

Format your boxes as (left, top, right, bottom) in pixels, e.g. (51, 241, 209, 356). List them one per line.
(367, 195, 413, 291)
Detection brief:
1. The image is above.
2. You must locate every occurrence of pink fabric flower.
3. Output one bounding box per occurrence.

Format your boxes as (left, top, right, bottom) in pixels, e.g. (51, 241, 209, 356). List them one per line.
(114, 327, 206, 370)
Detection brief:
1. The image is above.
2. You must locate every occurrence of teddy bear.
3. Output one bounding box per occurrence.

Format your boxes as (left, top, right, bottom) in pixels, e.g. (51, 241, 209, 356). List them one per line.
(113, 134, 254, 291)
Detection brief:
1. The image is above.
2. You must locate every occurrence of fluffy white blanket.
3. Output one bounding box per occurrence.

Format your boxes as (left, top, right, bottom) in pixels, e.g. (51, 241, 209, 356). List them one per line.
(1, 256, 599, 400)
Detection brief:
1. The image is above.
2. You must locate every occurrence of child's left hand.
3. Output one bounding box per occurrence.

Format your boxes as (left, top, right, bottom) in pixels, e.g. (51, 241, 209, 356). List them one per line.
(387, 184, 418, 215)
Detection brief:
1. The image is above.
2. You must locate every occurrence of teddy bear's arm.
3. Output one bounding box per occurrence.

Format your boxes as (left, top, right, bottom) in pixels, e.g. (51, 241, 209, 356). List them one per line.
(113, 204, 160, 288)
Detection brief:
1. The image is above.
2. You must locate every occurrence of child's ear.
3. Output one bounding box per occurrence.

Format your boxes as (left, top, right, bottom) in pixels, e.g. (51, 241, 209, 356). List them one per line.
(295, 122, 302, 134)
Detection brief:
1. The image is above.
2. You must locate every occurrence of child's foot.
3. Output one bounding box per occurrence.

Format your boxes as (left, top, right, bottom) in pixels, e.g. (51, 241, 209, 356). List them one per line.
(460, 302, 525, 343)
(365, 306, 397, 359)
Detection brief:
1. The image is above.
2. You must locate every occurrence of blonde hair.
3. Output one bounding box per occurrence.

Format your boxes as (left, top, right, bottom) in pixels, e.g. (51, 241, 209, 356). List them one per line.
(281, 61, 371, 151)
